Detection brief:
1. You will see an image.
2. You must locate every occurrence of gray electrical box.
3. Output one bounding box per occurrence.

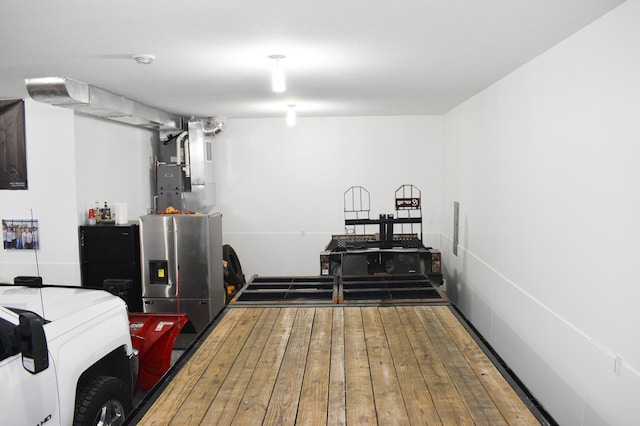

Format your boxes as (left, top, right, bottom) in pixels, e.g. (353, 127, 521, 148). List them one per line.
(157, 163, 187, 211)
(155, 120, 216, 213)
(453, 201, 459, 256)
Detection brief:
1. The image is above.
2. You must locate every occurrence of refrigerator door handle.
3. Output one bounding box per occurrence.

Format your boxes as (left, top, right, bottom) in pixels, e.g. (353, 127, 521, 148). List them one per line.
(173, 223, 179, 295)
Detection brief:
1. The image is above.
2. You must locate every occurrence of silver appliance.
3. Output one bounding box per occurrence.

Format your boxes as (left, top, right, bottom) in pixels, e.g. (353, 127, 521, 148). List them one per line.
(139, 211, 225, 337)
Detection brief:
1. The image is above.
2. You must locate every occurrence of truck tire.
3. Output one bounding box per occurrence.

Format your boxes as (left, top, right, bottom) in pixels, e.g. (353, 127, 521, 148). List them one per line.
(223, 244, 245, 287)
(73, 376, 132, 426)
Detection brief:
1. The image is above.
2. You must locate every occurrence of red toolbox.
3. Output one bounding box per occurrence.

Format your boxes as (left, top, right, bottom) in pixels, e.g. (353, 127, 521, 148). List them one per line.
(129, 313, 188, 391)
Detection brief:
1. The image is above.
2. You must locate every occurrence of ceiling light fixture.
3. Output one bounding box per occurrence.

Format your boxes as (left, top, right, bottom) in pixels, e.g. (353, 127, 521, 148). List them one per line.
(269, 54, 286, 93)
(133, 54, 155, 65)
(286, 104, 296, 126)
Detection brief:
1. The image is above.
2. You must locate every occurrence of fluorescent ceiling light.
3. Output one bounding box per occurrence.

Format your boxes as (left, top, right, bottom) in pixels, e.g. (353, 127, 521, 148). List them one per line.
(269, 54, 286, 93)
(286, 104, 296, 126)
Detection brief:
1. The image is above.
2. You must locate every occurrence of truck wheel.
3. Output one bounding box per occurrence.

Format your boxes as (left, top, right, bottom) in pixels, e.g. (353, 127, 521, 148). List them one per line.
(223, 244, 245, 287)
(74, 376, 132, 426)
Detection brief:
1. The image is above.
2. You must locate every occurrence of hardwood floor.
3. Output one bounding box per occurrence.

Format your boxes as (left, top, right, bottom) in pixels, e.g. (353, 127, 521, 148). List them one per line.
(136, 306, 541, 425)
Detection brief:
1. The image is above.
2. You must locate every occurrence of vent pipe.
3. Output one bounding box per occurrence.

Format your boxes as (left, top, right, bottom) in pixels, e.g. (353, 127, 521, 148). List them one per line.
(25, 77, 182, 131)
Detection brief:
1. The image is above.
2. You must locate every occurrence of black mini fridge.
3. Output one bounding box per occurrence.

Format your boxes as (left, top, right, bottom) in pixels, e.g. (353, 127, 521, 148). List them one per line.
(79, 223, 143, 312)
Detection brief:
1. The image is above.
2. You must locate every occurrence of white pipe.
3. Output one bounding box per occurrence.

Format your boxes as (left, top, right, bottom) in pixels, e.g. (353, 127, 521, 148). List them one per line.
(176, 131, 188, 165)
(183, 138, 191, 178)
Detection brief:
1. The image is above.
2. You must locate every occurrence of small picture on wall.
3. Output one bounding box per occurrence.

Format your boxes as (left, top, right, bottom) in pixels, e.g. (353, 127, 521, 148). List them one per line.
(2, 219, 39, 250)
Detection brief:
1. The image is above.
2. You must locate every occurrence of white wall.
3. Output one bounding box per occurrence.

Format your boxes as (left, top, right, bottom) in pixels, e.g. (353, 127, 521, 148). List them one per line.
(74, 113, 157, 223)
(0, 101, 78, 283)
(2, 104, 440, 285)
(213, 115, 443, 279)
(0, 99, 157, 285)
(2, 108, 442, 285)
(441, 1, 640, 424)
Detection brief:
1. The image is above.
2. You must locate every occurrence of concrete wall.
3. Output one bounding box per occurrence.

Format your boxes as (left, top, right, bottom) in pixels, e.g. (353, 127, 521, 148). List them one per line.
(441, 1, 640, 423)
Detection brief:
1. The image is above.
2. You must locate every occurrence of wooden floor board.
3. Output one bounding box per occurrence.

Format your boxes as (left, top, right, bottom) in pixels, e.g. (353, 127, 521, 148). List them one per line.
(344, 307, 377, 424)
(397, 306, 476, 425)
(379, 307, 443, 425)
(327, 307, 346, 426)
(200, 308, 280, 425)
(262, 308, 315, 425)
(433, 307, 539, 425)
(362, 307, 411, 425)
(230, 308, 297, 425)
(138, 305, 542, 425)
(168, 308, 264, 425)
(415, 307, 509, 425)
(297, 307, 332, 425)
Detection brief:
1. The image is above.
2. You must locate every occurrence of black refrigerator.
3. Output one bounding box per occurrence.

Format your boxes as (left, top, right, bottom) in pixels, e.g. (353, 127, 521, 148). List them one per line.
(79, 223, 143, 312)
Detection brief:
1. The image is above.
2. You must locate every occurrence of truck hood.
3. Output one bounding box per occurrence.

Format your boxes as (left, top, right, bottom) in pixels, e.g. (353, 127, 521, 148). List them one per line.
(0, 285, 125, 322)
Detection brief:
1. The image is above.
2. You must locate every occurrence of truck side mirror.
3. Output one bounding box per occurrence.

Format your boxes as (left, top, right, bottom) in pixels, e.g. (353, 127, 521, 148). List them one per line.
(17, 312, 49, 374)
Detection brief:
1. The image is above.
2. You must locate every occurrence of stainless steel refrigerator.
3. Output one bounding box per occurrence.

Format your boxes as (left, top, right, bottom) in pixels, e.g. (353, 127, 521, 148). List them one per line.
(139, 211, 225, 338)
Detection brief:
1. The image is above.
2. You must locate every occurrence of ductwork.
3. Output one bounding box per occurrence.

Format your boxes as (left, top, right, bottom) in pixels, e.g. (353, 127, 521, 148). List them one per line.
(202, 116, 226, 136)
(25, 77, 182, 131)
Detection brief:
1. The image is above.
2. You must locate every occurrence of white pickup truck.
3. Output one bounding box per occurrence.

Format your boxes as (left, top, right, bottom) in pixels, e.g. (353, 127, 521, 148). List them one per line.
(0, 280, 137, 425)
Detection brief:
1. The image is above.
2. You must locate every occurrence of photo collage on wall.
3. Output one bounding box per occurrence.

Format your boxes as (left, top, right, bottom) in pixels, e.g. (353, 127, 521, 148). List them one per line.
(2, 219, 39, 250)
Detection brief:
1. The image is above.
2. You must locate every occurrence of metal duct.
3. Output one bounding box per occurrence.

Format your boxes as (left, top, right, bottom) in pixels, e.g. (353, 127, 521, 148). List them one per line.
(25, 77, 182, 131)
(202, 116, 226, 136)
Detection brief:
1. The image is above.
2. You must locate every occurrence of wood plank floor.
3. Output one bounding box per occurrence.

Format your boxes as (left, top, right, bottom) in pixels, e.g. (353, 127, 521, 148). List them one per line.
(137, 306, 541, 425)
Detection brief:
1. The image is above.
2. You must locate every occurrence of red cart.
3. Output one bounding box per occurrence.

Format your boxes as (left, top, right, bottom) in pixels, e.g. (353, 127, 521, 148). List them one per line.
(129, 313, 188, 391)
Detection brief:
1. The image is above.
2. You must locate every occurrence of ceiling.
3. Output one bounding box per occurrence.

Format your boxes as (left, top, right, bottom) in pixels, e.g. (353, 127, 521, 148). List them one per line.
(0, 0, 625, 120)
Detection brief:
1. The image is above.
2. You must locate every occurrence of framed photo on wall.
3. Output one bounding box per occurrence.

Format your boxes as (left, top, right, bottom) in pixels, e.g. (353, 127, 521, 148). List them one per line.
(2, 219, 39, 250)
